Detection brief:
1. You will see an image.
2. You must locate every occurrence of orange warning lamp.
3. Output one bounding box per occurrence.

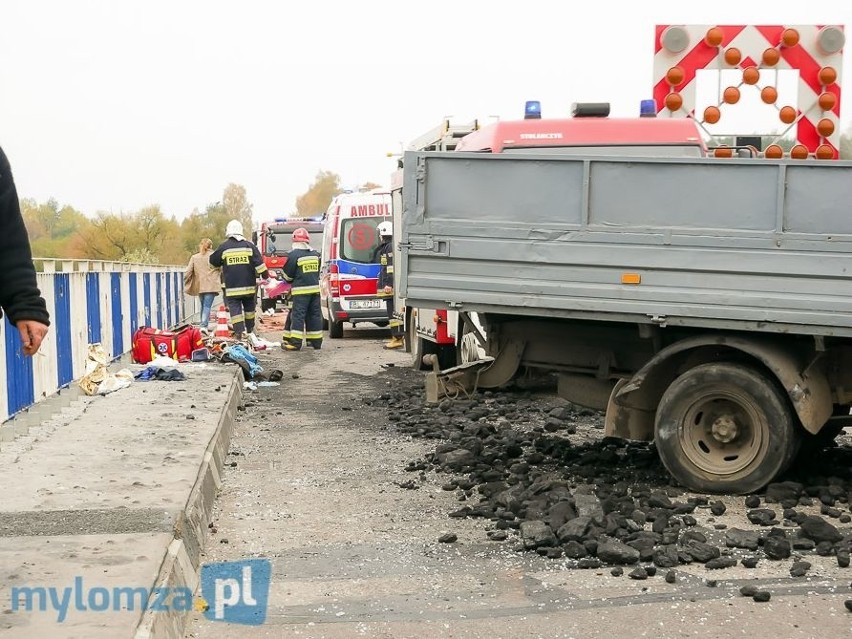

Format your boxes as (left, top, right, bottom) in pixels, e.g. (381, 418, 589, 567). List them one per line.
(761, 87, 778, 104)
(664, 93, 683, 111)
(764, 145, 784, 159)
(742, 67, 760, 85)
(666, 66, 685, 86)
(723, 87, 740, 104)
(713, 146, 733, 158)
(724, 48, 742, 65)
(781, 28, 800, 47)
(704, 106, 721, 124)
(790, 144, 809, 159)
(819, 66, 838, 86)
(779, 106, 797, 125)
(762, 48, 780, 66)
(817, 118, 835, 137)
(818, 92, 837, 111)
(815, 144, 835, 160)
(705, 27, 724, 47)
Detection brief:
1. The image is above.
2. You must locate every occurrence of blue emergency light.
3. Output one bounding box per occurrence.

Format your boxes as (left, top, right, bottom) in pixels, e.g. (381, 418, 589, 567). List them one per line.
(640, 99, 657, 118)
(524, 101, 542, 119)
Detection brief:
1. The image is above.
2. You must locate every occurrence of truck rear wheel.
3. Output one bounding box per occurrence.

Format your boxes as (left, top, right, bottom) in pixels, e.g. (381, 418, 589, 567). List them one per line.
(654, 362, 799, 495)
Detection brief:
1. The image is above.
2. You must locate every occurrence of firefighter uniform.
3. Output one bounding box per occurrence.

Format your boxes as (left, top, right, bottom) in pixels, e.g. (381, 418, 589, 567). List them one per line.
(375, 236, 403, 347)
(281, 247, 322, 350)
(209, 236, 267, 337)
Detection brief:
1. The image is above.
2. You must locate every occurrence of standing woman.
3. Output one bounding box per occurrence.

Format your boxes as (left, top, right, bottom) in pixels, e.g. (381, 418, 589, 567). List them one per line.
(184, 238, 221, 328)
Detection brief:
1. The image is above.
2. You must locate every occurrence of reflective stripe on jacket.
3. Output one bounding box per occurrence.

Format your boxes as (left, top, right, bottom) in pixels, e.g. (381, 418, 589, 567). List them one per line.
(209, 237, 267, 297)
(282, 248, 321, 295)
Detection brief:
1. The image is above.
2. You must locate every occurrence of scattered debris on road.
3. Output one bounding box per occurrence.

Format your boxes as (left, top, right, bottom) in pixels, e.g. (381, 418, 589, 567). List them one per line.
(375, 366, 852, 594)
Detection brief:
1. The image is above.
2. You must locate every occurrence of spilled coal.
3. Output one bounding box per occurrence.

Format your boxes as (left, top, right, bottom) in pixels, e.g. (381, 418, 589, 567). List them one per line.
(371, 366, 852, 588)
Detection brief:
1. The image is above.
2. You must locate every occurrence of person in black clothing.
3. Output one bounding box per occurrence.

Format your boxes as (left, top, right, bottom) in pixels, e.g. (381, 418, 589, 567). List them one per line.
(0, 146, 50, 355)
(209, 219, 267, 339)
(374, 221, 403, 349)
(281, 227, 322, 351)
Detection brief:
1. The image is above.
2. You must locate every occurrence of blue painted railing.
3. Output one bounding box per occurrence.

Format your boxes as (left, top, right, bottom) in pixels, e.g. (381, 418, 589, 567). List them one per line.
(0, 259, 198, 422)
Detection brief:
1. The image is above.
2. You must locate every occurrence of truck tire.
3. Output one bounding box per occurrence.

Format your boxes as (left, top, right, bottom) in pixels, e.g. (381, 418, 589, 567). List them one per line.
(457, 315, 485, 364)
(654, 362, 799, 495)
(409, 318, 436, 370)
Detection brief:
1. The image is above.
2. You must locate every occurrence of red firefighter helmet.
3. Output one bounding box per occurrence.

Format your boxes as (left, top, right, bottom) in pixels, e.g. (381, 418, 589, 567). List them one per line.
(292, 227, 311, 243)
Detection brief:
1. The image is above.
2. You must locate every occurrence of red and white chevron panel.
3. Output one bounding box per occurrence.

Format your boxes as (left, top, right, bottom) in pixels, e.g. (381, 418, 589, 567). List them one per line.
(654, 25, 844, 158)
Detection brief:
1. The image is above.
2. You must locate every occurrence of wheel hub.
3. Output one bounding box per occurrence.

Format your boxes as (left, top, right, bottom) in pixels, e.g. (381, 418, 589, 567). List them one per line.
(678, 393, 764, 477)
(711, 415, 739, 443)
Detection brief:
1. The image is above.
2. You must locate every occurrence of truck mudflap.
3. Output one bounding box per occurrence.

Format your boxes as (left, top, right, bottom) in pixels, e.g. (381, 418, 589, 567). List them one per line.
(609, 334, 833, 439)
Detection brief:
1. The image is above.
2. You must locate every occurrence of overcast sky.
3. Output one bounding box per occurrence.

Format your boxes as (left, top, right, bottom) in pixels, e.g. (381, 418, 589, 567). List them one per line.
(1, 1, 850, 224)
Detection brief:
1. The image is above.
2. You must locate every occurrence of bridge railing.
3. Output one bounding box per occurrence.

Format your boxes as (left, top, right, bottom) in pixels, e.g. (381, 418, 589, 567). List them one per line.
(1, 259, 199, 422)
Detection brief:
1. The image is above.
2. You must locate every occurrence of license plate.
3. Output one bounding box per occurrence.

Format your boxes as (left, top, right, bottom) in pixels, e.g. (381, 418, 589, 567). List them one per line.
(349, 299, 382, 310)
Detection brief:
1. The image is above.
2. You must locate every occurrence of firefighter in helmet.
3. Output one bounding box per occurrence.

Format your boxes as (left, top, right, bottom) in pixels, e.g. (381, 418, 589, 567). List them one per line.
(281, 227, 323, 350)
(209, 219, 267, 340)
(375, 221, 404, 349)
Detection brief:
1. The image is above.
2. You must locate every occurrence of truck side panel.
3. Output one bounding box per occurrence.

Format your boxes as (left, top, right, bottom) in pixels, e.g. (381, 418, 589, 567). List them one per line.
(399, 152, 852, 336)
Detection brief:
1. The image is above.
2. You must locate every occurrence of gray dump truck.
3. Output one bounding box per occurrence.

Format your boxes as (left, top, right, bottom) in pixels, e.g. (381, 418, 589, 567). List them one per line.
(398, 147, 852, 494)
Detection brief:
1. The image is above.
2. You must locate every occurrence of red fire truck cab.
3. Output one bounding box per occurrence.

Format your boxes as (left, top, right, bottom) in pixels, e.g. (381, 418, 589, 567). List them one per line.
(254, 216, 325, 312)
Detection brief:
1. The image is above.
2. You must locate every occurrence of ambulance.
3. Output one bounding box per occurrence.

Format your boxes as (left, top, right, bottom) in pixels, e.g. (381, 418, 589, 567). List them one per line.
(320, 189, 392, 338)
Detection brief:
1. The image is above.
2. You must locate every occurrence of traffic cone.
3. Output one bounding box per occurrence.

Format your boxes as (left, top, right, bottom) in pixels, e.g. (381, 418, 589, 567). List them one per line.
(214, 305, 230, 338)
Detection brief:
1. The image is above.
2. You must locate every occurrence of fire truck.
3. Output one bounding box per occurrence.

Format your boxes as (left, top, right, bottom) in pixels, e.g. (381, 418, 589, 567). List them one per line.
(254, 216, 325, 311)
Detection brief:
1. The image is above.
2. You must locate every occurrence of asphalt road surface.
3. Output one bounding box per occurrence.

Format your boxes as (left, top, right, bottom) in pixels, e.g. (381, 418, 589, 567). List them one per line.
(183, 324, 852, 639)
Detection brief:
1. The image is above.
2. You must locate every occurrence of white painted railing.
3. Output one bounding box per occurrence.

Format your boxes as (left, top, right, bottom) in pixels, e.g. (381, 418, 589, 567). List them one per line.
(0, 259, 199, 422)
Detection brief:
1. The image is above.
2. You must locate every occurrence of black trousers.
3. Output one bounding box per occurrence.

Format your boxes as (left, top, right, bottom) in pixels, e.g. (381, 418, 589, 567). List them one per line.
(226, 295, 257, 335)
(287, 294, 323, 349)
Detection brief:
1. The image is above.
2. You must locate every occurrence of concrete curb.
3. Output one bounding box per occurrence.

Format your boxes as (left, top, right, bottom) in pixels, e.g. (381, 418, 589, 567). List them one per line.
(133, 368, 243, 639)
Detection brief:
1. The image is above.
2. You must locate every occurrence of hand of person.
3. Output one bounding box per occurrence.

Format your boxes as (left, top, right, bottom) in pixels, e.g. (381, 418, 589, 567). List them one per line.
(383, 285, 393, 295)
(16, 320, 49, 356)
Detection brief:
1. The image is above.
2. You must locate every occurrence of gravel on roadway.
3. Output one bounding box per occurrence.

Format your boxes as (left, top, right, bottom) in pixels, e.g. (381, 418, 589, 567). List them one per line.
(183, 323, 852, 639)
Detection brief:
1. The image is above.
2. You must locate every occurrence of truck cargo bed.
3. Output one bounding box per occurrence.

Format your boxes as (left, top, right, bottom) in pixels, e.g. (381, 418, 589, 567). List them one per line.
(399, 152, 852, 337)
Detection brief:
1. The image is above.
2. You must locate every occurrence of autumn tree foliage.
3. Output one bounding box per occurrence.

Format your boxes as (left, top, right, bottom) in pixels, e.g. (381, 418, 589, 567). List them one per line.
(20, 169, 398, 264)
(21, 183, 258, 265)
(294, 170, 342, 218)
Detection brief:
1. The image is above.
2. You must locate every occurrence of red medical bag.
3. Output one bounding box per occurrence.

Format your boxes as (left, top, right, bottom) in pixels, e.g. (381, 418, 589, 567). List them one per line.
(131, 325, 203, 364)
